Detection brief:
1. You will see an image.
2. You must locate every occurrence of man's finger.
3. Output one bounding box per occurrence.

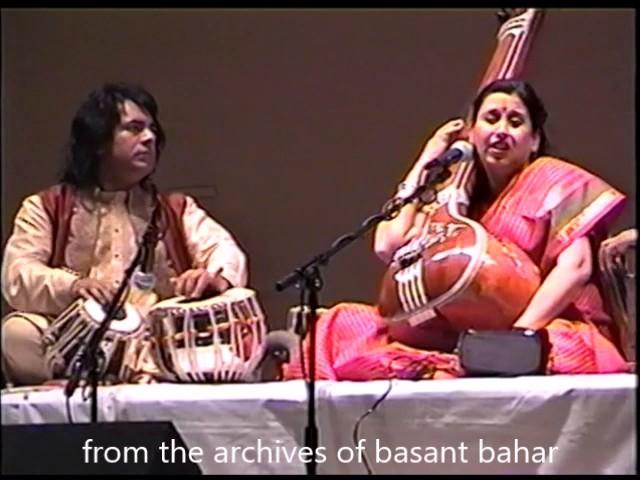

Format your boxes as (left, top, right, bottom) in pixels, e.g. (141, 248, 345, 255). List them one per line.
(211, 274, 231, 294)
(184, 273, 199, 298)
(174, 277, 186, 297)
(88, 287, 106, 306)
(191, 273, 209, 299)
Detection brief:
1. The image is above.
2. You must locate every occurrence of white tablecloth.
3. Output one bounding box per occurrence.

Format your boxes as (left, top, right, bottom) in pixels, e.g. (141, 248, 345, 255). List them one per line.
(2, 374, 636, 474)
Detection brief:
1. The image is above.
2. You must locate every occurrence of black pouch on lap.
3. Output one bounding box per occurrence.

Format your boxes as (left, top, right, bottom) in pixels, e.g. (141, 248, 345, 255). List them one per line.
(456, 328, 550, 377)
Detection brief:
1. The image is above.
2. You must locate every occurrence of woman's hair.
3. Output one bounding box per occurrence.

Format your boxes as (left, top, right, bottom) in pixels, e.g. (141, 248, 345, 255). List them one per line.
(59, 82, 166, 189)
(469, 78, 550, 157)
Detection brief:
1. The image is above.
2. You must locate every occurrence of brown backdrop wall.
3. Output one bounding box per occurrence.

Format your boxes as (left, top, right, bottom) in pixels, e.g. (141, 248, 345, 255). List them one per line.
(2, 8, 635, 329)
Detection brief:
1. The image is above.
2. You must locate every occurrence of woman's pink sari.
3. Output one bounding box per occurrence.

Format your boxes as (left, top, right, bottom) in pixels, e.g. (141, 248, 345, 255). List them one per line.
(283, 157, 630, 380)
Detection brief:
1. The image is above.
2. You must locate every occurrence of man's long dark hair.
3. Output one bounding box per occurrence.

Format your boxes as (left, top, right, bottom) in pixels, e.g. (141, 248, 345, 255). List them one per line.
(59, 83, 166, 189)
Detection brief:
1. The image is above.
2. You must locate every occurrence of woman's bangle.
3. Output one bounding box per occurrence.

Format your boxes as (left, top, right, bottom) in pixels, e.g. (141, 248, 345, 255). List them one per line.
(395, 181, 420, 199)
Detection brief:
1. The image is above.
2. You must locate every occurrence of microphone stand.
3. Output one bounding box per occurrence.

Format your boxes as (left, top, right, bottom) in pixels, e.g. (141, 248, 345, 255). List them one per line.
(275, 160, 455, 475)
(64, 241, 147, 423)
(65, 195, 161, 423)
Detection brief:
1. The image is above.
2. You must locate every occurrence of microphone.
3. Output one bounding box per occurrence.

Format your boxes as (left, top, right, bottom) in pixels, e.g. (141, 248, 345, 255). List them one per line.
(265, 330, 300, 357)
(128, 245, 158, 314)
(129, 202, 160, 310)
(426, 140, 474, 169)
(131, 243, 156, 292)
(132, 194, 161, 293)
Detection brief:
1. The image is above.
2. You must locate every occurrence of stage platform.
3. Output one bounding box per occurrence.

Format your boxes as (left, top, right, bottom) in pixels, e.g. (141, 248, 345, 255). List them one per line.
(1, 373, 636, 474)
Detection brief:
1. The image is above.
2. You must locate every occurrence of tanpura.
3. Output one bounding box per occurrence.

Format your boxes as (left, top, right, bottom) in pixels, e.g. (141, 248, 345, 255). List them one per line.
(377, 9, 545, 348)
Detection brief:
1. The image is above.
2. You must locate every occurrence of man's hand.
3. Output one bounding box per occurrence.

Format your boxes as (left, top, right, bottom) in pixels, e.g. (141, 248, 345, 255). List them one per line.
(71, 277, 116, 306)
(171, 268, 232, 299)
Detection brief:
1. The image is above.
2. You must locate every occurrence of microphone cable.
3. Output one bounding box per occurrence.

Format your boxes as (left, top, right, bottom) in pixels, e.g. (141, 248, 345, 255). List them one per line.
(351, 354, 437, 474)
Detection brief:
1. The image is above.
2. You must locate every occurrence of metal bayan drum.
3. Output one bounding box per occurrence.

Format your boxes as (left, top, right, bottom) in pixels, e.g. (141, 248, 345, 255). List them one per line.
(43, 298, 149, 384)
(146, 287, 267, 383)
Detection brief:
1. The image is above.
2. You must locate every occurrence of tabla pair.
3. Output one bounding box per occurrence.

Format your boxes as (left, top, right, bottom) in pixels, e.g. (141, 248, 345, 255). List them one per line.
(42, 288, 267, 385)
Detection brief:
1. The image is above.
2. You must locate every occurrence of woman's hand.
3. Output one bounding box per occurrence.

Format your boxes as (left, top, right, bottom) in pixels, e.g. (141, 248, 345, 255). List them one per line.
(402, 118, 466, 188)
(374, 117, 467, 263)
(417, 118, 467, 168)
(512, 237, 593, 331)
